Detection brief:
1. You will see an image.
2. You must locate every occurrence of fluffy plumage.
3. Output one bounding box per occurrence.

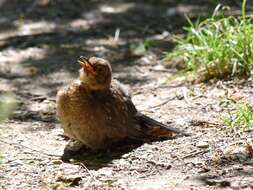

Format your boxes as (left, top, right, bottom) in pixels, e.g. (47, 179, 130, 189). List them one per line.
(56, 57, 187, 150)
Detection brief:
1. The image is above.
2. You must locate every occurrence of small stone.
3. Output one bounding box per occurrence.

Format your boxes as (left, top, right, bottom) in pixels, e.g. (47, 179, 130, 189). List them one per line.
(52, 160, 62, 165)
(196, 141, 209, 148)
(56, 174, 82, 187)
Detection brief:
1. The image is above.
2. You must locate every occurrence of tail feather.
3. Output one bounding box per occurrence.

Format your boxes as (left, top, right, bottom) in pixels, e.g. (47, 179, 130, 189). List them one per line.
(134, 113, 189, 140)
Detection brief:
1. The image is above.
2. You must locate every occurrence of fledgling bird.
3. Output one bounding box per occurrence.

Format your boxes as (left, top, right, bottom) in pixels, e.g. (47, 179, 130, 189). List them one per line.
(56, 56, 187, 150)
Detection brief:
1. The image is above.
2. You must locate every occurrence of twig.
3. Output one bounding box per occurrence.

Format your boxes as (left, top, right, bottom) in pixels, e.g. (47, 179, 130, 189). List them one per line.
(148, 97, 175, 109)
(149, 68, 171, 73)
(182, 150, 209, 159)
(0, 139, 61, 158)
(77, 162, 96, 188)
(138, 96, 175, 112)
(189, 120, 222, 128)
(182, 87, 195, 108)
(171, 176, 189, 190)
(30, 96, 47, 101)
(78, 162, 93, 177)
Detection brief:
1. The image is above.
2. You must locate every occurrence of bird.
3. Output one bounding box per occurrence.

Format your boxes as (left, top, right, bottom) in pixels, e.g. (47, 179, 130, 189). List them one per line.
(56, 56, 188, 150)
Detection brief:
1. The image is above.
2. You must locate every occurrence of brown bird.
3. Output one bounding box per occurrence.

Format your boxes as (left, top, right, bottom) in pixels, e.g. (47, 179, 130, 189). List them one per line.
(56, 56, 187, 150)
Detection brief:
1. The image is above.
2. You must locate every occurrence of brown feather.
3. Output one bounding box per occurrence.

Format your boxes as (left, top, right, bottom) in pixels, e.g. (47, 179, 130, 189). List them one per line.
(56, 57, 188, 150)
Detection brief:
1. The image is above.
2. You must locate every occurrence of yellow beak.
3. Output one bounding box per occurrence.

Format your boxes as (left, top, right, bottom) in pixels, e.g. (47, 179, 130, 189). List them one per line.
(78, 56, 95, 76)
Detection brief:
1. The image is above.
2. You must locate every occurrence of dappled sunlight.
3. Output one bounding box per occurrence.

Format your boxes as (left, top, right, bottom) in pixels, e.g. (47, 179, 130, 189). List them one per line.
(28, 99, 55, 114)
(99, 3, 134, 14)
(0, 1, 253, 189)
(16, 21, 56, 36)
(0, 79, 16, 91)
(69, 19, 90, 30)
(0, 47, 47, 77)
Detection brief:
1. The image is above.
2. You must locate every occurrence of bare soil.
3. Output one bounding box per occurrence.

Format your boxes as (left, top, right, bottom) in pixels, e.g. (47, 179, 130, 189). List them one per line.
(0, 0, 253, 189)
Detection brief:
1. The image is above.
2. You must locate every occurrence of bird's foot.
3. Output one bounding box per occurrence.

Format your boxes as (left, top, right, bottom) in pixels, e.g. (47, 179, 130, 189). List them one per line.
(61, 139, 89, 161)
(65, 139, 85, 152)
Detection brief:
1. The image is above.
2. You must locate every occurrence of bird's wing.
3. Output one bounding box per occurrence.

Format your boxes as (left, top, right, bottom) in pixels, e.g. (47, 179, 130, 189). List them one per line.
(102, 80, 141, 138)
(111, 80, 137, 113)
(133, 113, 189, 139)
(111, 80, 189, 140)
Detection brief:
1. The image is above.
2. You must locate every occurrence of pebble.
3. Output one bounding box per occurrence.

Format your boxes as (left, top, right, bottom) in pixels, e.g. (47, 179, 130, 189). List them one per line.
(196, 141, 209, 148)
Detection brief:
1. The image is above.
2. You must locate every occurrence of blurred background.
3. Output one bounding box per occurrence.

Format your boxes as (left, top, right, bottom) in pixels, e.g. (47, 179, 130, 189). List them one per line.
(0, 0, 251, 110)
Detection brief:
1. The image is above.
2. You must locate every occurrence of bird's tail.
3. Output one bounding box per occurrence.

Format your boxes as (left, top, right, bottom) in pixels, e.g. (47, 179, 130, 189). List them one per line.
(133, 113, 189, 140)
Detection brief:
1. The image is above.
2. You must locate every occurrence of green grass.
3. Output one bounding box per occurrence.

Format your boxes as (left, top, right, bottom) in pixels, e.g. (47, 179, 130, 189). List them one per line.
(165, 0, 253, 81)
(222, 99, 253, 131)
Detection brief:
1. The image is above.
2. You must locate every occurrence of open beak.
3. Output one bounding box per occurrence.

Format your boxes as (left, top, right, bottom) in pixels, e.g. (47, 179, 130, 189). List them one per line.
(78, 56, 95, 76)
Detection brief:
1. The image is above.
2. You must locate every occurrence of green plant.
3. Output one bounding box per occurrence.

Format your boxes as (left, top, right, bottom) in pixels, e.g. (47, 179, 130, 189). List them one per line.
(0, 92, 17, 164)
(0, 92, 17, 123)
(165, 0, 253, 81)
(143, 39, 155, 50)
(222, 100, 253, 131)
(0, 155, 3, 164)
(130, 39, 156, 54)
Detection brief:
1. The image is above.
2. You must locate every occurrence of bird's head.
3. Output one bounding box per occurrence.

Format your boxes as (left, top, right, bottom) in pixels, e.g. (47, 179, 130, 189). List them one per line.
(78, 56, 112, 90)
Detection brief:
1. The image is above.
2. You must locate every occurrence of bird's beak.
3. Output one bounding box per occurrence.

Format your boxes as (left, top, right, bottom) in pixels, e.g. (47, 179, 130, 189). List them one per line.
(78, 56, 95, 76)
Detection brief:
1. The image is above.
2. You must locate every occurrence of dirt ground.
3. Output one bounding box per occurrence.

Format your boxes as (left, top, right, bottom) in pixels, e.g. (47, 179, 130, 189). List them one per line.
(0, 0, 253, 189)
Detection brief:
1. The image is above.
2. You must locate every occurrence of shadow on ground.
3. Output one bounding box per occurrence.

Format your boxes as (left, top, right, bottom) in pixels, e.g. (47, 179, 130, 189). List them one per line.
(61, 138, 144, 170)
